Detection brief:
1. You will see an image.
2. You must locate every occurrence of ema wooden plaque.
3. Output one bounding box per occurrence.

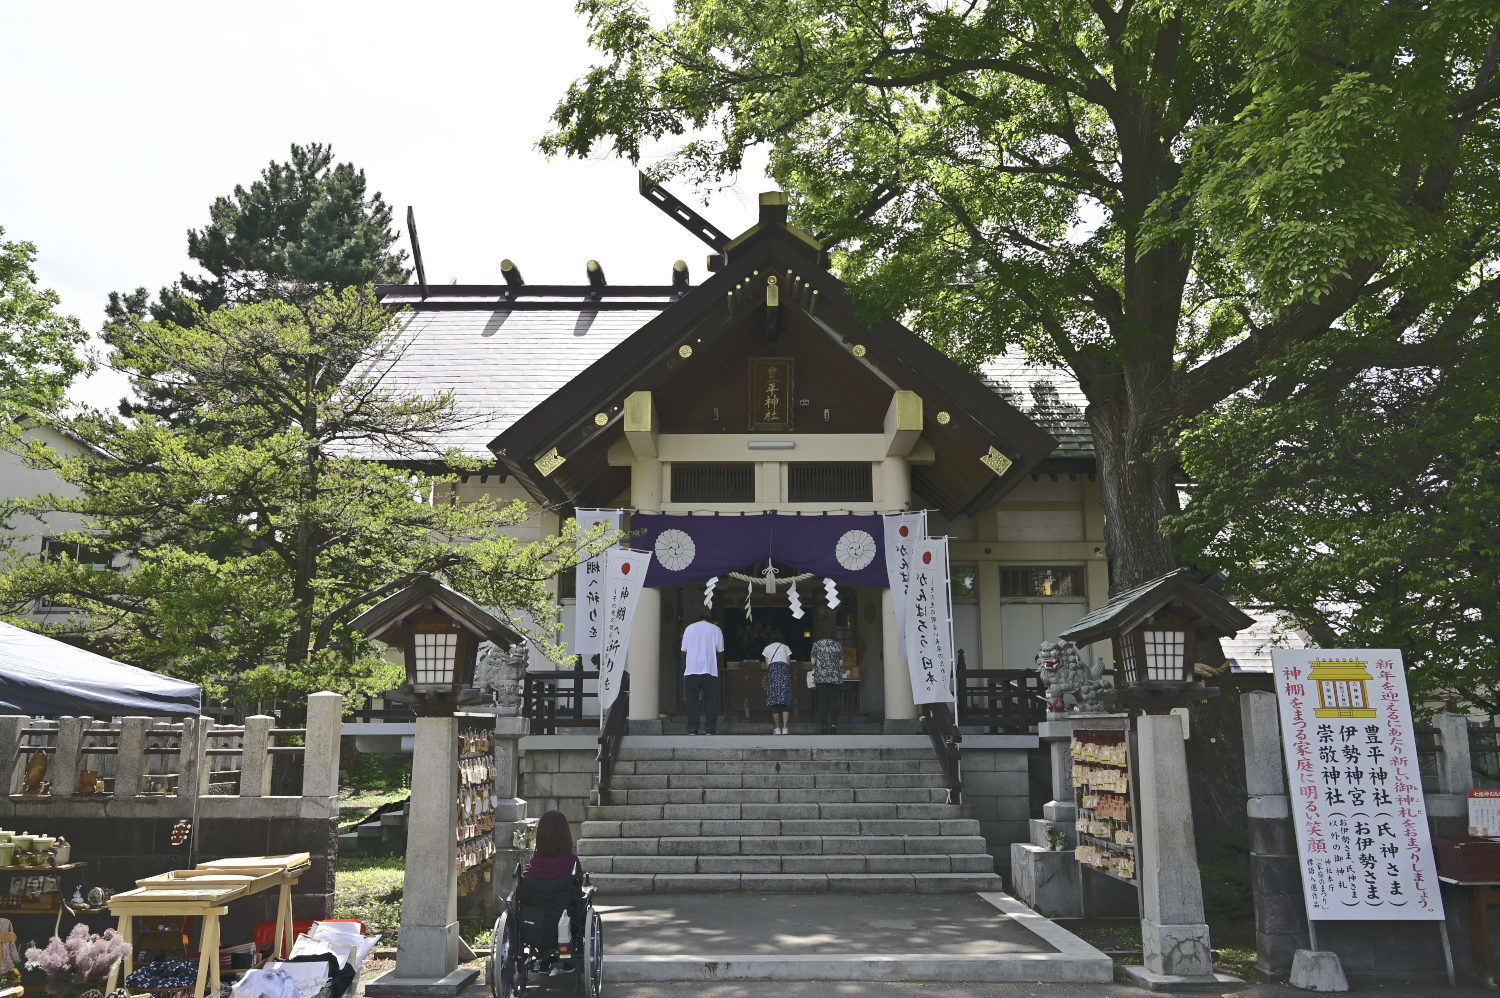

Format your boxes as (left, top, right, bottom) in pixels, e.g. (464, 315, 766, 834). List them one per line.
(748, 357, 794, 431)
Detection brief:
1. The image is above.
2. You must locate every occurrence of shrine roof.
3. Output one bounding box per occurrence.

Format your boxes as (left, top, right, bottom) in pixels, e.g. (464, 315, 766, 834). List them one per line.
(981, 354, 1094, 460)
(1059, 568, 1255, 645)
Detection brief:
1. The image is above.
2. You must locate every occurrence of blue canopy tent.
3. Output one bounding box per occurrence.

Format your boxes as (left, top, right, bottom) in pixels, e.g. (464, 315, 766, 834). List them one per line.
(0, 621, 201, 716)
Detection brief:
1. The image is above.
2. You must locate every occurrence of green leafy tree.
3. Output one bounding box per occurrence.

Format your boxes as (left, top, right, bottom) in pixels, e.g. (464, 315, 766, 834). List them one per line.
(543, 0, 1500, 591)
(106, 143, 410, 419)
(1, 289, 594, 704)
(1174, 311, 1500, 710)
(0, 227, 90, 419)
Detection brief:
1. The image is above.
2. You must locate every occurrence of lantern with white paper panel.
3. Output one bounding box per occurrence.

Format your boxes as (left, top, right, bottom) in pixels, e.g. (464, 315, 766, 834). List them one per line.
(1058, 568, 1253, 713)
(349, 573, 523, 716)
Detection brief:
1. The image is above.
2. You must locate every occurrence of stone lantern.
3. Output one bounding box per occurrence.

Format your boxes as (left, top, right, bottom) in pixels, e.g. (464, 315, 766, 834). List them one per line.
(350, 573, 520, 716)
(1057, 568, 1253, 989)
(355, 574, 520, 996)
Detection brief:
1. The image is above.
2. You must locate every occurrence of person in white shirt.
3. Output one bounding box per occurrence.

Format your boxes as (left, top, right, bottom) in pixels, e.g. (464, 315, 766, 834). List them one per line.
(680, 613, 725, 735)
(762, 637, 793, 735)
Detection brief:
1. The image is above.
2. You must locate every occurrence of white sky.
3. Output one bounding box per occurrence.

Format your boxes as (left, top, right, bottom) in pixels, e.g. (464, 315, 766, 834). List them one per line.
(0, 1, 770, 410)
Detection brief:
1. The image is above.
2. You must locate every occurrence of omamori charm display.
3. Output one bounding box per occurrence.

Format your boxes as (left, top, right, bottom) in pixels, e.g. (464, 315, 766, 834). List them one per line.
(1271, 649, 1444, 921)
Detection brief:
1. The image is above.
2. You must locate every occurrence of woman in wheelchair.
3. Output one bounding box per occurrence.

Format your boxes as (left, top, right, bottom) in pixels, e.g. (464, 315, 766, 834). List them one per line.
(491, 810, 604, 997)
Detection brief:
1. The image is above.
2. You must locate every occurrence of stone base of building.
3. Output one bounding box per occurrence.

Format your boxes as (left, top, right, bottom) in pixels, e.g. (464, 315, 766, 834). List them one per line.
(1010, 842, 1081, 918)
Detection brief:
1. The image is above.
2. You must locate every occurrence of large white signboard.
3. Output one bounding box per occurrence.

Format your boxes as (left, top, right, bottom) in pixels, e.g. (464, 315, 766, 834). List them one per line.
(598, 547, 651, 721)
(904, 536, 954, 706)
(572, 509, 623, 657)
(1272, 649, 1444, 921)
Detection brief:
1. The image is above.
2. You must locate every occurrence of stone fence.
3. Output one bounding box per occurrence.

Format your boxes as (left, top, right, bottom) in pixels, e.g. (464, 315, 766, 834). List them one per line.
(1244, 692, 1475, 981)
(0, 692, 342, 942)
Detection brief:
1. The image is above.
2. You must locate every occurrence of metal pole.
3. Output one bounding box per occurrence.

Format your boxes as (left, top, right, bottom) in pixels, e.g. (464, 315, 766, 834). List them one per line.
(1439, 919, 1456, 987)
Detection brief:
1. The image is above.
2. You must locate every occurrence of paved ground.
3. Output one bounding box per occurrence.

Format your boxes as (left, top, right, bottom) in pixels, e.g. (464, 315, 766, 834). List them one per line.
(596, 892, 1056, 955)
(511, 981, 1500, 997)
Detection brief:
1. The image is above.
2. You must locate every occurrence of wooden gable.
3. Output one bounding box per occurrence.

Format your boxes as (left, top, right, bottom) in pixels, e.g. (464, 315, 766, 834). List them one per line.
(489, 223, 1058, 516)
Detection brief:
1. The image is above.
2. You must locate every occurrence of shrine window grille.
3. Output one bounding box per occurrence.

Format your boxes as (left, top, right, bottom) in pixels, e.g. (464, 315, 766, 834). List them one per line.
(787, 463, 873, 503)
(671, 463, 755, 503)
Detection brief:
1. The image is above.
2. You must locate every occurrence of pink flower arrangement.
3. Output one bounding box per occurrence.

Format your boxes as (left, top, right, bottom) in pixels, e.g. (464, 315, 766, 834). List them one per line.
(25, 924, 129, 991)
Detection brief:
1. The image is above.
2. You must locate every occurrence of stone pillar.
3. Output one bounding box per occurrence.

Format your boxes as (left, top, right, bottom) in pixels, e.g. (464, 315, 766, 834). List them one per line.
(491, 715, 530, 899)
(1241, 690, 1309, 978)
(239, 715, 275, 798)
(368, 715, 478, 995)
(114, 717, 148, 798)
(1428, 712, 1472, 835)
(1125, 713, 1222, 988)
(0, 715, 23, 795)
(301, 692, 343, 799)
(51, 716, 85, 798)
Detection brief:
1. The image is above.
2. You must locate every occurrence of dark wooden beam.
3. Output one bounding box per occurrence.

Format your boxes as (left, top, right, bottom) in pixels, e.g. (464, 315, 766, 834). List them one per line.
(587, 260, 607, 289)
(638, 171, 730, 251)
(406, 206, 428, 300)
(501, 259, 524, 287)
(672, 259, 689, 293)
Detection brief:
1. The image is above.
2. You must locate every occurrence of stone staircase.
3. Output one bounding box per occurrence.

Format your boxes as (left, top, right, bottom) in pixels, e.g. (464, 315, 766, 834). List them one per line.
(579, 740, 1004, 893)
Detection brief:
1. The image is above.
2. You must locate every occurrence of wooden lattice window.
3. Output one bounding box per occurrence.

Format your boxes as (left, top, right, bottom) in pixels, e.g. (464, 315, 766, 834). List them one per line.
(787, 463, 873, 503)
(671, 463, 755, 503)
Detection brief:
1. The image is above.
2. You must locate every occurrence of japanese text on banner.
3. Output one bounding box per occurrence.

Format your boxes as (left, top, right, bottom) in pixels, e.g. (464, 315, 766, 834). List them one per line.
(904, 536, 954, 706)
(1271, 649, 1443, 921)
(598, 547, 651, 722)
(883, 512, 927, 647)
(571, 509, 622, 658)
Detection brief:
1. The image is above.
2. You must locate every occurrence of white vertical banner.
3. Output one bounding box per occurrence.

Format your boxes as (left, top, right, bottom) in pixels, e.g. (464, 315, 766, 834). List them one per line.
(1272, 649, 1444, 921)
(904, 536, 955, 706)
(598, 547, 651, 722)
(572, 509, 623, 658)
(883, 511, 927, 645)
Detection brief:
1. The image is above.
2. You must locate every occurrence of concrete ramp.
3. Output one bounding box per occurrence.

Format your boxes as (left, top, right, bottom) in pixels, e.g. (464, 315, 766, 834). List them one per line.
(598, 891, 1113, 983)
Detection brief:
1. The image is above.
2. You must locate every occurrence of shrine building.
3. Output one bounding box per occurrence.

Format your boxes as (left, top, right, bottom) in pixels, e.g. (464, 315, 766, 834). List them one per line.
(367, 189, 1109, 732)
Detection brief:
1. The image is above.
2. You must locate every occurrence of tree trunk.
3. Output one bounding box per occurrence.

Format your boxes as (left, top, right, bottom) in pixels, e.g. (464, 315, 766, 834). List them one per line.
(1088, 399, 1182, 592)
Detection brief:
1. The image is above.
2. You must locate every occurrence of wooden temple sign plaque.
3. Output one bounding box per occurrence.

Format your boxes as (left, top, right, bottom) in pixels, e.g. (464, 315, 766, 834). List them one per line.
(748, 357, 794, 431)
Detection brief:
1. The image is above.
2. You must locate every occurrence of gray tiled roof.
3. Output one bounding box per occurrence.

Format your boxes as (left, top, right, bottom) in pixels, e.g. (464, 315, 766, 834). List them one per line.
(981, 353, 1094, 458)
(353, 305, 664, 459)
(357, 303, 1095, 462)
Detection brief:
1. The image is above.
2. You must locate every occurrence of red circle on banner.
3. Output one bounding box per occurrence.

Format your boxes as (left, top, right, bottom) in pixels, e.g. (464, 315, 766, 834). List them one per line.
(621, 562, 632, 575)
(899, 525, 910, 537)
(922, 551, 933, 564)
(592, 521, 604, 528)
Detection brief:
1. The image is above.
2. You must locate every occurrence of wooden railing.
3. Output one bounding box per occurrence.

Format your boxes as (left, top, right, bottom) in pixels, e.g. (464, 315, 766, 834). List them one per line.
(521, 666, 599, 735)
(956, 666, 1045, 734)
(919, 701, 963, 804)
(597, 673, 630, 806)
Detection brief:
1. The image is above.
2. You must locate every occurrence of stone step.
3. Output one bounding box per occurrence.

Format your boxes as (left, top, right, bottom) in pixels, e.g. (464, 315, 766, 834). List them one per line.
(583, 816, 982, 840)
(587, 872, 1004, 894)
(584, 853, 997, 875)
(586, 802, 965, 822)
(609, 786, 950, 805)
(614, 759, 941, 776)
(607, 772, 942, 791)
(615, 747, 936, 762)
(579, 833, 992, 856)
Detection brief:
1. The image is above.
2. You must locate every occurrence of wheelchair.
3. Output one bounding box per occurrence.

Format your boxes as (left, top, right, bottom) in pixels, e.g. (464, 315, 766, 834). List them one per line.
(488, 861, 603, 997)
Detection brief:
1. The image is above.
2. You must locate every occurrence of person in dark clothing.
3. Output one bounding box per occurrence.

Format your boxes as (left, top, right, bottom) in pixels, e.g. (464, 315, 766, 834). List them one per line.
(523, 809, 583, 882)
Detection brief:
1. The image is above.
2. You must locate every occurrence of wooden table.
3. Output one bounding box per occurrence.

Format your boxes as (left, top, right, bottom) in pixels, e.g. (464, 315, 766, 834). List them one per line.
(0, 861, 89, 936)
(105, 854, 310, 998)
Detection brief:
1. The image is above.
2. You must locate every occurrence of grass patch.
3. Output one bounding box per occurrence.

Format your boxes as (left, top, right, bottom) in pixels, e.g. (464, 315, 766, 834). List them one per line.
(335, 854, 405, 934)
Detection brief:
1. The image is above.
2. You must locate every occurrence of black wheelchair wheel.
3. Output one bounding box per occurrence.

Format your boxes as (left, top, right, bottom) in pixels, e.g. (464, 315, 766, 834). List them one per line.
(490, 911, 517, 998)
(576, 908, 603, 997)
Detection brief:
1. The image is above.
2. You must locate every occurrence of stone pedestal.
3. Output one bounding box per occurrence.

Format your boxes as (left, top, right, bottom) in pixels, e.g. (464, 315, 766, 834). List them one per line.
(1127, 714, 1240, 991)
(1011, 714, 1128, 919)
(367, 716, 478, 996)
